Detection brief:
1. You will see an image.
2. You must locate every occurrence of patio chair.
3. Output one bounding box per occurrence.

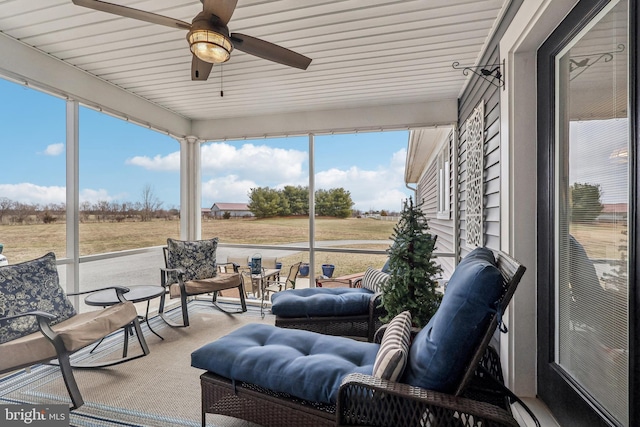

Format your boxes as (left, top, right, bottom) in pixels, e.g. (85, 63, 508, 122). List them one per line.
(263, 262, 302, 301)
(227, 255, 279, 297)
(271, 266, 389, 341)
(158, 238, 246, 327)
(0, 252, 149, 410)
(191, 248, 528, 427)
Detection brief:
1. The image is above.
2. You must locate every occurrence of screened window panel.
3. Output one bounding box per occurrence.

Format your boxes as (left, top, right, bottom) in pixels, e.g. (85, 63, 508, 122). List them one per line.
(555, 1, 629, 424)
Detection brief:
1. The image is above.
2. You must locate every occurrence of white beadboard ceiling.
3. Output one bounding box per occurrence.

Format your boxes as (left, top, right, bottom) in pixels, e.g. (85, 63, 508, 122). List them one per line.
(0, 0, 508, 139)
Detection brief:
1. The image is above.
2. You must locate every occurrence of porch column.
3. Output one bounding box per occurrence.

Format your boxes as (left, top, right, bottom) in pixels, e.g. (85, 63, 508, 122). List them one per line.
(179, 136, 202, 241)
(308, 133, 315, 285)
(65, 100, 80, 305)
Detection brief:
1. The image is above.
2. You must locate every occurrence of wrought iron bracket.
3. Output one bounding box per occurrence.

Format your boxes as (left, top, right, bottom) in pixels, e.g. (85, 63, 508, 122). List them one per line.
(569, 43, 625, 81)
(452, 59, 504, 89)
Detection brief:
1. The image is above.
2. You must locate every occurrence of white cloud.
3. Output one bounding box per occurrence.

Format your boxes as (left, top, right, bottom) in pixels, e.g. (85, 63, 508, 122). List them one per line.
(123, 144, 409, 211)
(126, 151, 180, 171)
(40, 143, 64, 156)
(316, 148, 409, 212)
(125, 143, 306, 185)
(0, 183, 123, 205)
(201, 143, 306, 183)
(202, 175, 257, 203)
(0, 183, 66, 204)
(79, 188, 122, 204)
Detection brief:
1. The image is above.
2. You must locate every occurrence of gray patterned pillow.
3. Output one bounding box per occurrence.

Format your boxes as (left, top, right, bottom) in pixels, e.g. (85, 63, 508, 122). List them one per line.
(361, 267, 390, 293)
(373, 311, 412, 381)
(0, 252, 77, 344)
(166, 238, 219, 285)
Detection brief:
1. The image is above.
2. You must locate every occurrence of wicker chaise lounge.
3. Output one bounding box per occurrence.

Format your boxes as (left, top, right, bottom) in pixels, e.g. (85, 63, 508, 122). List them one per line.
(271, 267, 389, 342)
(192, 248, 528, 427)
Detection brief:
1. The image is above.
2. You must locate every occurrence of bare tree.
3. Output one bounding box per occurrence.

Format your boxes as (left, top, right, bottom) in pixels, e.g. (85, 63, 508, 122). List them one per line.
(95, 200, 110, 222)
(140, 184, 163, 222)
(12, 202, 36, 224)
(0, 197, 13, 224)
(80, 201, 92, 222)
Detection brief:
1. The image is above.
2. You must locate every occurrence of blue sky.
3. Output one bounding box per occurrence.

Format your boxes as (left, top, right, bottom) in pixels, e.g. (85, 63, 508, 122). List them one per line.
(0, 78, 411, 212)
(570, 119, 628, 204)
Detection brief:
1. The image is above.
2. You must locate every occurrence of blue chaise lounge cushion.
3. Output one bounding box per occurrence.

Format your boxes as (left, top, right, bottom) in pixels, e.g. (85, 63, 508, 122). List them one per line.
(270, 287, 374, 317)
(191, 323, 379, 403)
(402, 247, 503, 393)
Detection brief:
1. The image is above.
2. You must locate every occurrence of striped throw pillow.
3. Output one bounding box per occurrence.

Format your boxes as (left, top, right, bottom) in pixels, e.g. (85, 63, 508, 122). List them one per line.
(372, 311, 412, 381)
(361, 267, 389, 293)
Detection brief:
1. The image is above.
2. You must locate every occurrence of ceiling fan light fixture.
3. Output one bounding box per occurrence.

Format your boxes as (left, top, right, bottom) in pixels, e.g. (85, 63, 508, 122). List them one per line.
(188, 29, 232, 64)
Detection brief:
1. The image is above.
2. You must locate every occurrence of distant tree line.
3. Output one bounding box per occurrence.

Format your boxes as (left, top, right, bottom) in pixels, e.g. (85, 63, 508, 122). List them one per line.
(570, 182, 604, 223)
(0, 185, 175, 224)
(247, 185, 354, 219)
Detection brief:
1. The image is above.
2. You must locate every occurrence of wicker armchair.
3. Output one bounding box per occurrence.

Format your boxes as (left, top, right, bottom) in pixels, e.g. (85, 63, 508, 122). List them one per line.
(196, 249, 528, 427)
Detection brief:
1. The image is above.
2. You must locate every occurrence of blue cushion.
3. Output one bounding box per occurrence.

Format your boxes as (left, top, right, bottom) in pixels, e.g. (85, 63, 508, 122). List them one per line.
(191, 324, 379, 403)
(270, 287, 374, 317)
(402, 247, 502, 392)
(0, 252, 77, 344)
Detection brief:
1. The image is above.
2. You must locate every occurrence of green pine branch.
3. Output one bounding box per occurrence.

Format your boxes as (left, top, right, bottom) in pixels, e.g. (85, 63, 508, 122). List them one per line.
(381, 197, 442, 328)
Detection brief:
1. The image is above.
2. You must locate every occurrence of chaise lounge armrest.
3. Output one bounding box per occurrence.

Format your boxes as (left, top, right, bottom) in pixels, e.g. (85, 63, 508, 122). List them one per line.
(337, 373, 519, 427)
(1, 310, 58, 322)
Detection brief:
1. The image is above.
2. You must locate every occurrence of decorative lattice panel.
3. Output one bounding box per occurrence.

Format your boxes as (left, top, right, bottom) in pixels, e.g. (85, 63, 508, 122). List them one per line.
(465, 102, 484, 248)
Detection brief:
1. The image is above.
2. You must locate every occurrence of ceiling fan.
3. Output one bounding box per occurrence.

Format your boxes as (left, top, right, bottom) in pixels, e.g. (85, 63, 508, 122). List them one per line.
(71, 0, 312, 81)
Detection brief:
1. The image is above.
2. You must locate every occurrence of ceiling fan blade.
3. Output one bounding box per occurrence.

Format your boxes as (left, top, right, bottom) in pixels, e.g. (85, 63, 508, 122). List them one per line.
(230, 33, 312, 70)
(202, 0, 238, 25)
(191, 55, 214, 81)
(72, 0, 191, 30)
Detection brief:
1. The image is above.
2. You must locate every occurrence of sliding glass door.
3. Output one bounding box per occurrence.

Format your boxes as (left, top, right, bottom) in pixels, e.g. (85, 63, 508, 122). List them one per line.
(538, 0, 636, 425)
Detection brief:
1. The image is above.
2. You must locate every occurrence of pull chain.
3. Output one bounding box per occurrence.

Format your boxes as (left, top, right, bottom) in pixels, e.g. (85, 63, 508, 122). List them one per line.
(220, 64, 224, 97)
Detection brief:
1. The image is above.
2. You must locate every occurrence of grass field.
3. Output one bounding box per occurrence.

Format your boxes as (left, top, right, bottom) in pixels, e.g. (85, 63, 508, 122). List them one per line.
(0, 217, 397, 273)
(570, 222, 628, 259)
(1, 218, 625, 276)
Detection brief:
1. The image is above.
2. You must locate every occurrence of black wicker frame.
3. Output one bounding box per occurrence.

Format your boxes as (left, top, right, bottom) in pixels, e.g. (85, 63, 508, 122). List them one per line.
(199, 249, 526, 427)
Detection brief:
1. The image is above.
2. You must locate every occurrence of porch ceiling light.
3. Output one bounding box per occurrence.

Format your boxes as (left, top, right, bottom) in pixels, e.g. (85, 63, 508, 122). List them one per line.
(187, 13, 233, 65)
(187, 28, 232, 64)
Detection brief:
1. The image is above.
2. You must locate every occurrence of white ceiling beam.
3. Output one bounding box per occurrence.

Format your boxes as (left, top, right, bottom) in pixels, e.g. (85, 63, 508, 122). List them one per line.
(192, 99, 458, 141)
(0, 32, 191, 138)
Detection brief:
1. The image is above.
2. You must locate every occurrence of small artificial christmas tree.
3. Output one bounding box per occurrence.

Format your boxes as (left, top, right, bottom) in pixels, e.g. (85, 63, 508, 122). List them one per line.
(380, 197, 442, 328)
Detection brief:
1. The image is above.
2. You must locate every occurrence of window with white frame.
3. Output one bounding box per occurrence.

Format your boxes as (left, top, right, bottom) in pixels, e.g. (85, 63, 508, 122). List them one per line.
(436, 135, 452, 219)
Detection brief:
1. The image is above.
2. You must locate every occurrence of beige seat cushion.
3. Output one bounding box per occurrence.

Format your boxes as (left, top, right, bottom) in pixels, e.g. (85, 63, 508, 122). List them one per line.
(0, 301, 138, 372)
(169, 272, 242, 298)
